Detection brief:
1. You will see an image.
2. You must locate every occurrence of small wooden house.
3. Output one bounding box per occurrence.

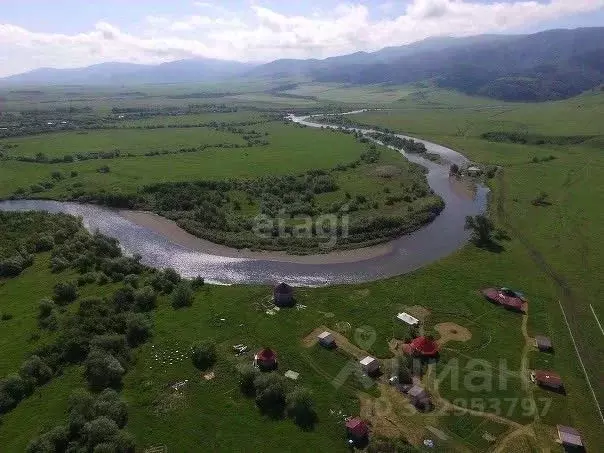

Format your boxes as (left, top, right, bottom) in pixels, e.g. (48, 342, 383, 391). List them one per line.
(535, 335, 553, 352)
(317, 331, 335, 348)
(556, 425, 583, 448)
(255, 348, 278, 371)
(533, 370, 564, 391)
(345, 417, 369, 441)
(407, 385, 430, 409)
(359, 356, 379, 374)
(273, 282, 294, 307)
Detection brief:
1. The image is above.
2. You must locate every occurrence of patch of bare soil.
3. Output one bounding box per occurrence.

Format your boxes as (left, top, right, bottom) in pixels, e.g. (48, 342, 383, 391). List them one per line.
(434, 322, 472, 346)
(301, 325, 371, 359)
(359, 384, 428, 445)
(405, 305, 431, 321)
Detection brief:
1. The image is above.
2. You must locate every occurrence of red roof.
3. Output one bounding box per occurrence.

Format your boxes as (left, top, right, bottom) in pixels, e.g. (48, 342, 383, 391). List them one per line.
(345, 417, 368, 437)
(256, 348, 277, 362)
(482, 288, 525, 311)
(408, 336, 439, 356)
(535, 370, 563, 388)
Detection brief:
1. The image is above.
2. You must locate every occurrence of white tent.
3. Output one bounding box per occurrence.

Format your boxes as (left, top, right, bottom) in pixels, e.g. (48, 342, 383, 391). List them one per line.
(397, 312, 419, 326)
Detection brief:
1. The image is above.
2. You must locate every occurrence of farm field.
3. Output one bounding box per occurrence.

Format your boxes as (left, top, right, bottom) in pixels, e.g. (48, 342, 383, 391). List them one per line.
(1, 84, 603, 452)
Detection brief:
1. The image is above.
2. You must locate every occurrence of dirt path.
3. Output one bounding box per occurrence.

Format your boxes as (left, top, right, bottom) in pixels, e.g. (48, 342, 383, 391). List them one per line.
(490, 423, 536, 453)
(301, 326, 375, 359)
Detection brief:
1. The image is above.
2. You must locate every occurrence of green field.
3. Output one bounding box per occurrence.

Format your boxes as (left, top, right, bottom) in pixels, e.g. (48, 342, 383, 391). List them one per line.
(1, 84, 604, 452)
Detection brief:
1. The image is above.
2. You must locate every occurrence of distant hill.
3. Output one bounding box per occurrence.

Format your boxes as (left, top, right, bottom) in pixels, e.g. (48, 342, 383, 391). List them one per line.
(307, 28, 604, 101)
(3, 27, 604, 101)
(0, 58, 255, 86)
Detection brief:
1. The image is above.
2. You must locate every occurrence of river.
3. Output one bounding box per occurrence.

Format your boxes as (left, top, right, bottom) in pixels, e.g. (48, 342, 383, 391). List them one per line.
(0, 112, 488, 285)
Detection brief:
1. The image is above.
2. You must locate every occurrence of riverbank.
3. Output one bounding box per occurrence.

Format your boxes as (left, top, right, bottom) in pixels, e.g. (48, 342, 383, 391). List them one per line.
(118, 209, 394, 264)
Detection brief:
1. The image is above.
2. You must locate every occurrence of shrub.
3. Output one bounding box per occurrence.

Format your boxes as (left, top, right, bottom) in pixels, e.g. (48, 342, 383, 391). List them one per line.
(1, 312, 14, 321)
(254, 373, 287, 418)
(85, 416, 119, 449)
(53, 281, 78, 304)
(191, 341, 217, 371)
(84, 349, 125, 390)
(97, 272, 109, 285)
(125, 313, 152, 347)
(97, 165, 111, 174)
(123, 274, 139, 288)
(133, 286, 157, 312)
(286, 387, 317, 430)
(38, 298, 56, 319)
(238, 364, 259, 396)
(19, 355, 53, 385)
(93, 388, 128, 428)
(171, 281, 194, 309)
(191, 275, 205, 289)
(0, 256, 25, 277)
(33, 234, 54, 252)
(112, 286, 135, 312)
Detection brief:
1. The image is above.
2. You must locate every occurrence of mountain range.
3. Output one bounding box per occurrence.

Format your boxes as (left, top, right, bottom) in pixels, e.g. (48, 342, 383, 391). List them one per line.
(2, 27, 604, 102)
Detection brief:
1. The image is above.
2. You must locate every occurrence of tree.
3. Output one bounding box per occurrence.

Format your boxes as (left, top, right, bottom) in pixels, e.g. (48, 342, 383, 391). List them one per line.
(124, 313, 152, 347)
(191, 341, 217, 370)
(19, 355, 53, 385)
(85, 416, 119, 449)
(171, 281, 194, 309)
(133, 286, 157, 312)
(38, 298, 56, 319)
(254, 374, 287, 418)
(84, 349, 125, 390)
(464, 215, 496, 247)
(53, 281, 78, 304)
(286, 387, 317, 430)
(93, 388, 128, 428)
(237, 364, 259, 396)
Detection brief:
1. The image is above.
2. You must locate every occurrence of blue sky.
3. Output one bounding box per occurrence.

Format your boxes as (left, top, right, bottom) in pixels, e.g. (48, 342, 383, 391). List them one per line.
(1, 0, 603, 76)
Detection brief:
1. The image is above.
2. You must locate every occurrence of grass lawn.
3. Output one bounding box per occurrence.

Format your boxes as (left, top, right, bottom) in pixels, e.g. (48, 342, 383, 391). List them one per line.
(0, 127, 247, 158)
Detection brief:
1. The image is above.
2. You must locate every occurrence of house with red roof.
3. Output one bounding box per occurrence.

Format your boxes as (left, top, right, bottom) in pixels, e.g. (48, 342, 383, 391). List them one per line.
(531, 370, 564, 392)
(254, 348, 278, 371)
(403, 336, 439, 357)
(345, 417, 369, 442)
(482, 287, 527, 313)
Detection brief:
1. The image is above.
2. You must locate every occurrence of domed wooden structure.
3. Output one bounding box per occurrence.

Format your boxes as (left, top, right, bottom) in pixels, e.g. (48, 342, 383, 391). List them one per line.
(254, 348, 278, 371)
(273, 282, 294, 307)
(403, 336, 439, 357)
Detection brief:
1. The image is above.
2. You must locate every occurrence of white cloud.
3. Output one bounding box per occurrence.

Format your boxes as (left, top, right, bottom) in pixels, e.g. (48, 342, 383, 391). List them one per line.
(1, 0, 603, 77)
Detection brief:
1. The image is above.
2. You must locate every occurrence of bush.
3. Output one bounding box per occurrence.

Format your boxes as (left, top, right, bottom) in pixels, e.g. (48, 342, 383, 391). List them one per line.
(0, 374, 28, 413)
(93, 388, 128, 428)
(85, 416, 119, 449)
(191, 341, 217, 370)
(171, 281, 194, 309)
(33, 234, 54, 252)
(125, 313, 152, 347)
(254, 373, 287, 418)
(1, 312, 14, 321)
(38, 298, 56, 318)
(112, 286, 134, 312)
(19, 355, 53, 386)
(133, 286, 157, 312)
(84, 349, 125, 390)
(0, 256, 25, 277)
(97, 272, 110, 285)
(191, 275, 205, 289)
(123, 274, 139, 288)
(53, 281, 78, 304)
(238, 364, 259, 396)
(286, 387, 317, 430)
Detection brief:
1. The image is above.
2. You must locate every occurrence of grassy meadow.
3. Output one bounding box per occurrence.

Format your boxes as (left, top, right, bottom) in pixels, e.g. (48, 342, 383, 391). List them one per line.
(1, 83, 603, 452)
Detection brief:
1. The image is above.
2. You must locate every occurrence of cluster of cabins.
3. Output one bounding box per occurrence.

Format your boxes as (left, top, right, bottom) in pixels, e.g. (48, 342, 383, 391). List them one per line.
(262, 283, 585, 450)
(483, 286, 584, 450)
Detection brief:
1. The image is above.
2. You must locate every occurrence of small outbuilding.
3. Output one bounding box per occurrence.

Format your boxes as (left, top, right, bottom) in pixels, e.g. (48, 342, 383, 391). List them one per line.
(317, 331, 335, 348)
(345, 417, 369, 441)
(403, 336, 439, 358)
(482, 287, 526, 312)
(397, 312, 419, 326)
(255, 348, 278, 371)
(273, 282, 294, 307)
(535, 335, 553, 352)
(556, 425, 583, 449)
(359, 356, 380, 374)
(532, 370, 564, 391)
(407, 385, 430, 409)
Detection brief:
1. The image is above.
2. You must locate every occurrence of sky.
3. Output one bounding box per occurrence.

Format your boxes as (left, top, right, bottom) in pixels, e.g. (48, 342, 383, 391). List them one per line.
(1, 0, 604, 77)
